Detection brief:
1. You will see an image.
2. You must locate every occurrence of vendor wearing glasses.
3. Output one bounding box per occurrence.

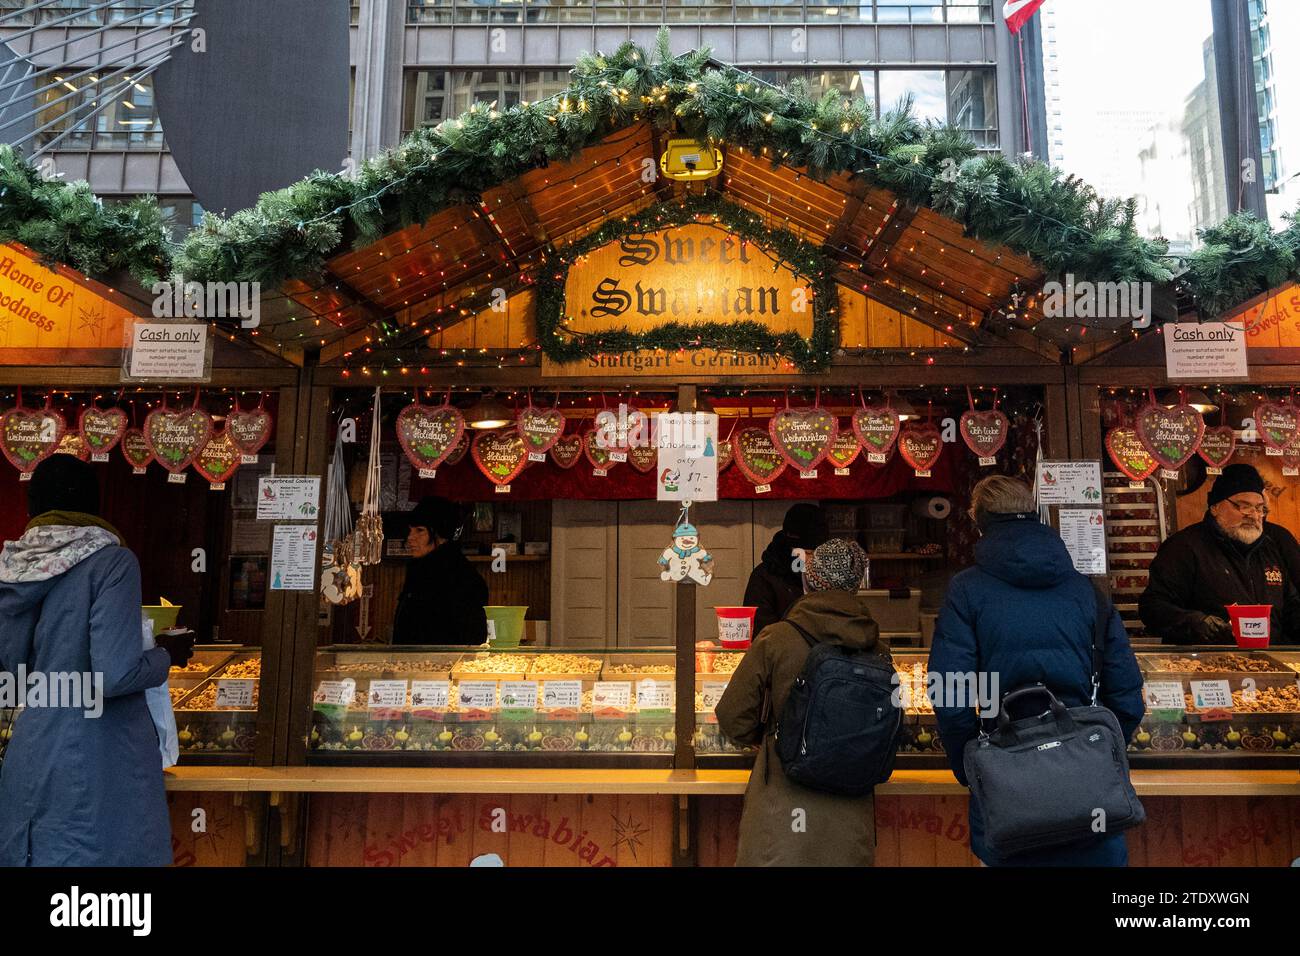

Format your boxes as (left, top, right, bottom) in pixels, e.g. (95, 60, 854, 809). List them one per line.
(1140, 464, 1300, 644)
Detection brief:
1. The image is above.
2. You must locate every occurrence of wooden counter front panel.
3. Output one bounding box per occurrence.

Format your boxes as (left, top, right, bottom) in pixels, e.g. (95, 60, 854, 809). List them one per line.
(696, 795, 1300, 866)
(303, 792, 674, 867)
(168, 792, 251, 867)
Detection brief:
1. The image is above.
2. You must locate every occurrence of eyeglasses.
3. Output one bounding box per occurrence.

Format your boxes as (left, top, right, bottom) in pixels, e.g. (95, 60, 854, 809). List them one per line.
(1226, 497, 1269, 518)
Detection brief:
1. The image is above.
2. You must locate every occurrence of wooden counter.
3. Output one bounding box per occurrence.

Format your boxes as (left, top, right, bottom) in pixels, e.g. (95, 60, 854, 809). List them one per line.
(164, 765, 1300, 797)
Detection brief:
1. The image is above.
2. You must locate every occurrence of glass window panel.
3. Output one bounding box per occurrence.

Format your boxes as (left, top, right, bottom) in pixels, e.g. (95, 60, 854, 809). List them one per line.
(525, 0, 592, 22)
(878, 69, 946, 121)
(946, 68, 996, 133)
(523, 70, 570, 103)
(408, 0, 454, 21)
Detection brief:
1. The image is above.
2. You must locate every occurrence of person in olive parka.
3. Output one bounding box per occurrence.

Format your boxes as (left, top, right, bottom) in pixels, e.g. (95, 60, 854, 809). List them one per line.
(392, 496, 489, 645)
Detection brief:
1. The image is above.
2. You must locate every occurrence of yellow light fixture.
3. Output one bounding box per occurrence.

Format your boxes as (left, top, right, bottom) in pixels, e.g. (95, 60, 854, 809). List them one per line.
(659, 137, 723, 182)
(1157, 388, 1219, 414)
(466, 392, 513, 430)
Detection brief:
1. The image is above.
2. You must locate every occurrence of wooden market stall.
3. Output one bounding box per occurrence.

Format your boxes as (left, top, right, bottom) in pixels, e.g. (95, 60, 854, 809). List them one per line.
(1, 45, 1298, 867)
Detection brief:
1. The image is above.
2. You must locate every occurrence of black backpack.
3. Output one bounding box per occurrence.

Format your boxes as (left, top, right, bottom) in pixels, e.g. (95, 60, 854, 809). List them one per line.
(771, 622, 903, 796)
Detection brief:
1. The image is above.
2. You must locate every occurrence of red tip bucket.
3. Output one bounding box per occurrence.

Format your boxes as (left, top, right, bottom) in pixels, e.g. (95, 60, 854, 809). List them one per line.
(715, 606, 757, 649)
(1226, 604, 1271, 648)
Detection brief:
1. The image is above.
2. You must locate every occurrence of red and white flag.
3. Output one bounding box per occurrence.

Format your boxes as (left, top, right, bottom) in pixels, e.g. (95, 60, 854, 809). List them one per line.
(1003, 0, 1046, 33)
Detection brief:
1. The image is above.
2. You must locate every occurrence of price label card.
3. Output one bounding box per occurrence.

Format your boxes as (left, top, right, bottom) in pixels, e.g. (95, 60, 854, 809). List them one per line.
(367, 680, 408, 710)
(1190, 679, 1232, 713)
(215, 679, 255, 708)
(592, 681, 631, 716)
(1143, 680, 1185, 719)
(18, 472, 30, 482)
(979, 456, 997, 467)
(868, 452, 887, 464)
(528, 452, 547, 462)
(609, 451, 628, 463)
(494, 484, 511, 494)
(1266, 445, 1283, 456)
(457, 681, 498, 710)
(636, 678, 674, 712)
(132, 467, 147, 476)
(410, 680, 450, 709)
(241, 454, 259, 465)
(1128, 481, 1145, 490)
(167, 472, 187, 484)
(541, 681, 583, 710)
(593, 468, 607, 477)
(419, 468, 437, 479)
(799, 469, 818, 479)
(499, 681, 538, 718)
(1159, 469, 1179, 480)
(754, 483, 771, 494)
(834, 467, 850, 476)
(1284, 467, 1299, 477)
(1206, 467, 1222, 476)
(313, 679, 353, 707)
(700, 680, 729, 711)
(91, 452, 109, 463)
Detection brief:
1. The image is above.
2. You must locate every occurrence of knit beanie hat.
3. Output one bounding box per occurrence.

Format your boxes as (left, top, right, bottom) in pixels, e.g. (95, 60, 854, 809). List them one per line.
(1207, 463, 1265, 506)
(805, 538, 868, 592)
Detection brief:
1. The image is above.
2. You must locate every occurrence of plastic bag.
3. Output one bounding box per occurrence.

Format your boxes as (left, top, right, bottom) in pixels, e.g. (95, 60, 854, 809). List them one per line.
(142, 617, 179, 769)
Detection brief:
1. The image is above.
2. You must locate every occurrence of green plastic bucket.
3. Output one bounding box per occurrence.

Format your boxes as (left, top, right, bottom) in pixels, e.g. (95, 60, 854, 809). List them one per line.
(142, 603, 181, 634)
(484, 606, 528, 648)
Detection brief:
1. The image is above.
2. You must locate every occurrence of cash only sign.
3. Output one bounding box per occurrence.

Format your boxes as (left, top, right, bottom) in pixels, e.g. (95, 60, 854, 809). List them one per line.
(541, 224, 810, 377)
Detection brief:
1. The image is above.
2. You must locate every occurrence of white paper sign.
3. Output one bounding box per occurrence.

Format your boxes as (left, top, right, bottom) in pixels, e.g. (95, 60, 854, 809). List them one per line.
(657, 412, 719, 502)
(1190, 679, 1233, 710)
(1164, 321, 1248, 381)
(367, 680, 408, 709)
(499, 681, 538, 709)
(1143, 680, 1185, 710)
(1058, 508, 1107, 575)
(1035, 460, 1103, 505)
(314, 680, 354, 707)
(215, 679, 255, 708)
(457, 681, 498, 709)
(270, 524, 318, 590)
(592, 682, 632, 710)
(124, 322, 208, 380)
(257, 475, 320, 520)
(541, 681, 583, 709)
(700, 681, 729, 711)
(410, 681, 450, 708)
(636, 678, 674, 710)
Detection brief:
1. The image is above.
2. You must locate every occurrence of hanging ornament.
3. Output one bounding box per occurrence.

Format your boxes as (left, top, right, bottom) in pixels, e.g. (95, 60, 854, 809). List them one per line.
(1, 392, 65, 474)
(444, 429, 471, 465)
(54, 432, 90, 461)
(583, 428, 615, 473)
(144, 399, 213, 474)
(1254, 399, 1298, 450)
(717, 422, 736, 472)
(79, 406, 127, 459)
(228, 395, 273, 459)
(851, 402, 901, 465)
(517, 402, 566, 458)
(396, 399, 465, 477)
(959, 388, 1009, 465)
(355, 387, 385, 566)
(593, 402, 646, 461)
(628, 443, 658, 473)
(657, 504, 714, 585)
(1135, 390, 1204, 473)
(733, 426, 787, 487)
(898, 422, 943, 476)
(1105, 425, 1158, 482)
(472, 428, 528, 487)
(1197, 426, 1236, 474)
(194, 428, 241, 486)
(121, 427, 153, 473)
(826, 428, 861, 472)
(769, 402, 837, 473)
(550, 432, 583, 469)
(321, 425, 361, 607)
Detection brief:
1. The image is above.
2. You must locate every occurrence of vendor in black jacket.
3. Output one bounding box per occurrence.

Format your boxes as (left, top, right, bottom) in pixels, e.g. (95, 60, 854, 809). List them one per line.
(392, 496, 489, 645)
(742, 503, 830, 636)
(1139, 464, 1300, 645)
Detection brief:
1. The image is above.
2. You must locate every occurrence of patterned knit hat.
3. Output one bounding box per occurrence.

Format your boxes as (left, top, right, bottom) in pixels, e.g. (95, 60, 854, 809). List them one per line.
(805, 538, 868, 592)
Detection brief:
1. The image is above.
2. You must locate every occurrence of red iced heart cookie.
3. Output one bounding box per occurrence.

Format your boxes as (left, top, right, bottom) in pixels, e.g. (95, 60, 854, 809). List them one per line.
(959, 409, 1009, 459)
(54, 432, 90, 461)
(194, 428, 241, 484)
(1255, 401, 1297, 450)
(549, 433, 582, 469)
(584, 430, 615, 470)
(472, 428, 528, 486)
(1135, 402, 1204, 470)
(851, 406, 901, 459)
(628, 444, 658, 473)
(79, 406, 127, 456)
(444, 430, 470, 465)
(1196, 426, 1235, 469)
(733, 427, 788, 485)
(1, 406, 65, 472)
(227, 408, 273, 456)
(769, 408, 837, 471)
(826, 429, 861, 469)
(1105, 426, 1158, 482)
(898, 424, 943, 473)
(144, 408, 213, 473)
(121, 428, 154, 470)
(518, 406, 566, 455)
(396, 402, 465, 472)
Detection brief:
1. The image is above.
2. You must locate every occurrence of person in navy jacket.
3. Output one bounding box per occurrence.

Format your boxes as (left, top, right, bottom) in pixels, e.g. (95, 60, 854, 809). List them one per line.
(930, 475, 1145, 866)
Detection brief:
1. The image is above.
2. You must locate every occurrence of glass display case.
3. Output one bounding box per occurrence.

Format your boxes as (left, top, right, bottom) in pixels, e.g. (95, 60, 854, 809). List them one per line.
(171, 646, 263, 762)
(302, 644, 1300, 768)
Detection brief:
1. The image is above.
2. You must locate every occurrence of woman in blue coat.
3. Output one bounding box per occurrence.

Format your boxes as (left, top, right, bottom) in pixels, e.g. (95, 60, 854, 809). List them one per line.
(0, 455, 192, 866)
(930, 475, 1145, 866)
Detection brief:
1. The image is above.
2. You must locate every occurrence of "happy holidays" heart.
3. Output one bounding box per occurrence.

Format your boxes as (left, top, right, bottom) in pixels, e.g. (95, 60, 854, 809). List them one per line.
(1105, 426, 1158, 482)
(144, 408, 213, 473)
(1135, 402, 1204, 470)
(473, 429, 528, 486)
(397, 402, 465, 472)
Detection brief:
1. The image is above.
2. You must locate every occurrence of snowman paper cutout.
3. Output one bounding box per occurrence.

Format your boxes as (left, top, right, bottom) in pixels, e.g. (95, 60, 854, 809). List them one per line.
(658, 519, 713, 586)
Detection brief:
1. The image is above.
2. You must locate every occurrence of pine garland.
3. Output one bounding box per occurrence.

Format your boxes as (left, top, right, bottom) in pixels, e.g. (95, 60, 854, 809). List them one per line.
(536, 194, 837, 371)
(1, 27, 1299, 328)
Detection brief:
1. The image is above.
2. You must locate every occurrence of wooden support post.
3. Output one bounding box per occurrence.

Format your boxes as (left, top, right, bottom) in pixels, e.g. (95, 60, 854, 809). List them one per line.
(674, 384, 698, 771)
